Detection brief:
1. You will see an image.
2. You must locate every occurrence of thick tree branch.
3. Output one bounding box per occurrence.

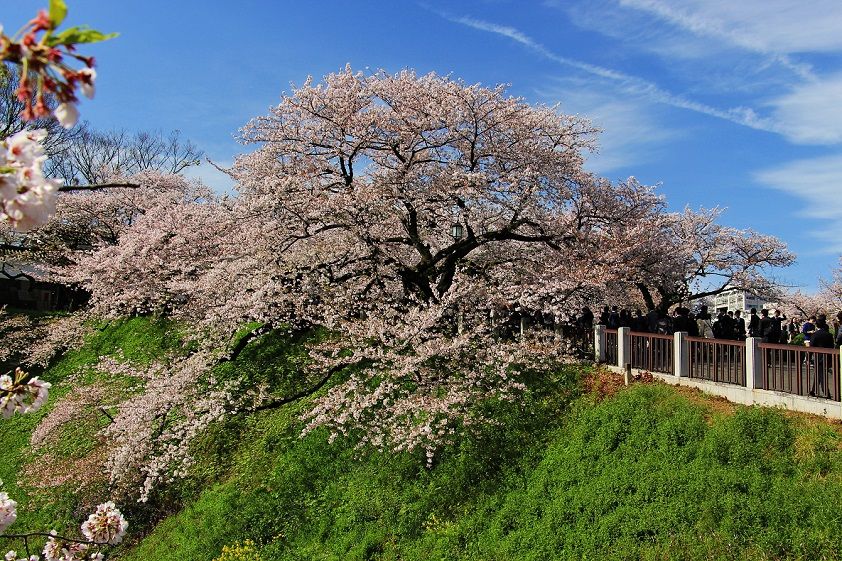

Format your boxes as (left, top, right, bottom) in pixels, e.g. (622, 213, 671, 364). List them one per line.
(58, 182, 140, 192)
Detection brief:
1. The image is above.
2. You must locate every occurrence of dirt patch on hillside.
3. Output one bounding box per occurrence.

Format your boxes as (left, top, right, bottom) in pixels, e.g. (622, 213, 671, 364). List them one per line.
(23, 446, 109, 491)
(583, 366, 655, 401)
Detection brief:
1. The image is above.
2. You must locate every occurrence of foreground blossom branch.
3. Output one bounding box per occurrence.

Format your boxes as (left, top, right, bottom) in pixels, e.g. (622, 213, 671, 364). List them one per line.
(0, 129, 60, 231)
(1, 0, 116, 128)
(1, 500, 127, 561)
(0, 1, 116, 231)
(1, 473, 127, 561)
(0, 368, 51, 419)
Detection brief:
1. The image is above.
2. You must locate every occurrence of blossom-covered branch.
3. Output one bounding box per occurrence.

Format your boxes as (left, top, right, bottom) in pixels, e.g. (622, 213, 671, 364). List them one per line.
(0, 0, 116, 231)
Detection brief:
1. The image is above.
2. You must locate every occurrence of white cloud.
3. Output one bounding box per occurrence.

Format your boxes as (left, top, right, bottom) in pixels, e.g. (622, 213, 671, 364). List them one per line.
(552, 0, 815, 81)
(442, 13, 778, 133)
(620, 0, 842, 56)
(755, 153, 842, 251)
(768, 74, 842, 145)
(553, 1, 842, 147)
(536, 81, 677, 173)
(615, 0, 842, 80)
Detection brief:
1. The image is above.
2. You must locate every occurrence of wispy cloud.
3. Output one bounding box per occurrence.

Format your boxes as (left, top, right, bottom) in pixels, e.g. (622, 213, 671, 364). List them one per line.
(535, 80, 677, 174)
(439, 13, 780, 134)
(768, 73, 842, 145)
(755, 154, 842, 252)
(617, 0, 819, 80)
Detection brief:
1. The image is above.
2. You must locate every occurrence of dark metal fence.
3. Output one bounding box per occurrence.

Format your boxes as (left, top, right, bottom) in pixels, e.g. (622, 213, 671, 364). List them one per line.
(605, 329, 618, 366)
(687, 337, 745, 386)
(758, 343, 841, 401)
(629, 332, 674, 374)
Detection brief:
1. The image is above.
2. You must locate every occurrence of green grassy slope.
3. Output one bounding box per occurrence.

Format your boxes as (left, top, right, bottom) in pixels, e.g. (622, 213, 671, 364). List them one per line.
(123, 380, 842, 561)
(0, 317, 185, 553)
(5, 318, 842, 560)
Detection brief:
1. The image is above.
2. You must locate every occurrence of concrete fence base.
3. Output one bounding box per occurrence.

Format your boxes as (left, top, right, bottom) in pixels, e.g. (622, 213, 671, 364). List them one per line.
(602, 364, 842, 420)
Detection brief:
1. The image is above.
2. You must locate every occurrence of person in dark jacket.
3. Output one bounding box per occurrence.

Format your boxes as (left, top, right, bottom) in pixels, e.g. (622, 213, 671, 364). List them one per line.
(607, 306, 620, 329)
(773, 309, 787, 343)
(646, 308, 659, 333)
(759, 309, 777, 343)
(810, 318, 834, 398)
(802, 316, 816, 344)
(787, 318, 799, 343)
(811, 319, 834, 348)
(834, 311, 842, 342)
(673, 306, 699, 336)
(632, 309, 648, 332)
(748, 308, 760, 337)
(734, 310, 747, 339)
(714, 310, 735, 339)
(619, 309, 632, 328)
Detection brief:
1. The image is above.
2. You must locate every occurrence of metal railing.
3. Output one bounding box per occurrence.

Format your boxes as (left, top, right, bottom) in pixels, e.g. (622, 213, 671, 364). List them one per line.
(593, 324, 842, 413)
(629, 332, 674, 374)
(687, 337, 746, 386)
(605, 329, 618, 366)
(758, 343, 841, 401)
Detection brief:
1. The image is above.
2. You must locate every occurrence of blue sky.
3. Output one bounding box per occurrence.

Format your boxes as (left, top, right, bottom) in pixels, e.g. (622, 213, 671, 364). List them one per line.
(7, 0, 842, 291)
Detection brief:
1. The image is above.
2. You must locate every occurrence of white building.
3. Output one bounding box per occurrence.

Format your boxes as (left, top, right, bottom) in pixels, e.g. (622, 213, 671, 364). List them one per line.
(713, 288, 768, 314)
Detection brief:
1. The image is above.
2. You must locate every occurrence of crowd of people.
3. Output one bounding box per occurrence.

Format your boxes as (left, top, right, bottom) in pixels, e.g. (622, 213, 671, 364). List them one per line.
(592, 305, 842, 349)
(485, 304, 842, 359)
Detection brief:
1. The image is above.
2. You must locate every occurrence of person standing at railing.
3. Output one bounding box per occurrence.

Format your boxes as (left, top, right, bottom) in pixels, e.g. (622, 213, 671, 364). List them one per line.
(599, 306, 610, 326)
(631, 309, 648, 332)
(714, 309, 735, 339)
(577, 306, 594, 355)
(809, 318, 834, 398)
(759, 309, 778, 343)
(646, 308, 659, 333)
(787, 318, 800, 343)
(674, 306, 698, 336)
(773, 309, 788, 344)
(734, 310, 747, 339)
(697, 305, 715, 338)
(607, 306, 620, 329)
(802, 316, 816, 345)
(835, 312, 842, 348)
(728, 311, 740, 339)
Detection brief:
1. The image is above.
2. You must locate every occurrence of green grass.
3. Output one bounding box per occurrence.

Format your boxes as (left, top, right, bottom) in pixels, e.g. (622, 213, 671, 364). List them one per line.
(7, 317, 842, 560)
(0, 315, 187, 555)
(122, 380, 842, 561)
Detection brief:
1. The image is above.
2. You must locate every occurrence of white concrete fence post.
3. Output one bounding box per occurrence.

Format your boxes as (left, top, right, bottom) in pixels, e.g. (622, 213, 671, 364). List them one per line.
(618, 326, 630, 369)
(594, 324, 606, 362)
(674, 331, 689, 377)
(744, 337, 760, 390)
(838, 345, 842, 401)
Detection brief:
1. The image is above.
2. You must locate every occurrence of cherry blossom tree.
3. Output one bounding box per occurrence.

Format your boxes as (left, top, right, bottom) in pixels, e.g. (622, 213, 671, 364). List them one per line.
(779, 257, 842, 319)
(819, 257, 842, 313)
(62, 68, 675, 474)
(612, 207, 794, 314)
(1, 170, 210, 291)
